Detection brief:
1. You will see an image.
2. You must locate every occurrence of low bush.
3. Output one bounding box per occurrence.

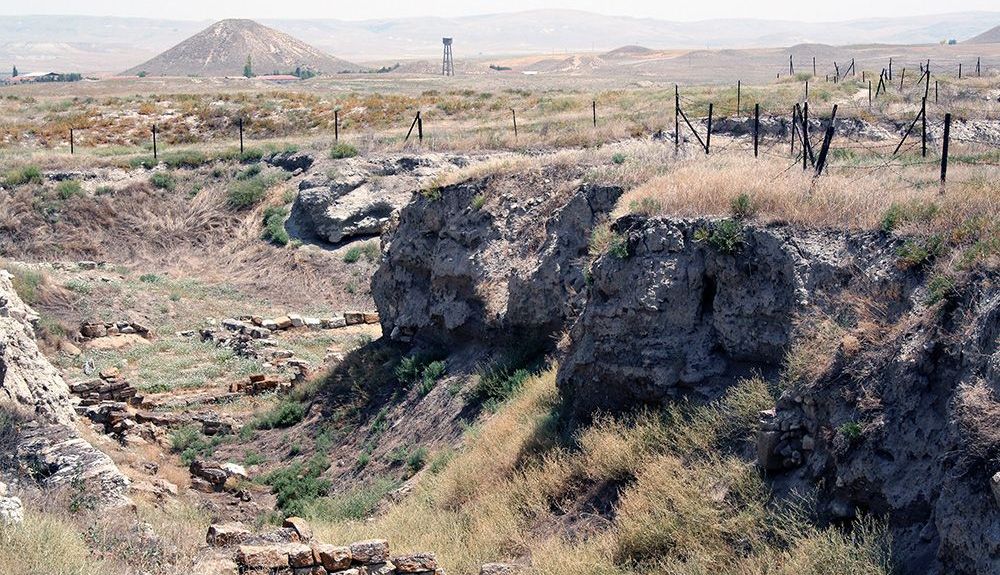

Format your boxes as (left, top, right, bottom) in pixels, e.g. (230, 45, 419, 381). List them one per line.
(263, 454, 331, 517)
(56, 180, 84, 200)
(227, 172, 284, 209)
(419, 361, 446, 396)
(343, 241, 380, 264)
(262, 206, 290, 246)
(407, 446, 429, 473)
(694, 219, 745, 254)
(926, 273, 957, 304)
(251, 400, 307, 430)
(330, 143, 359, 159)
(3, 165, 42, 187)
(149, 172, 176, 191)
(304, 477, 398, 521)
(161, 150, 208, 169)
(896, 235, 946, 269)
(169, 424, 224, 465)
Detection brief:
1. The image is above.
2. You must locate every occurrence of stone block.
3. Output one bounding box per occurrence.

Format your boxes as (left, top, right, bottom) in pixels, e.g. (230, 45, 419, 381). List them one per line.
(288, 543, 317, 568)
(206, 522, 252, 547)
(394, 553, 437, 573)
(349, 539, 389, 564)
(283, 516, 313, 541)
(237, 545, 290, 570)
(314, 543, 352, 571)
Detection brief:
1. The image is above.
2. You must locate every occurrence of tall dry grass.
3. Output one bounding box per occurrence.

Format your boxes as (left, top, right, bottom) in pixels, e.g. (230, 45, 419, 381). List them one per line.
(615, 149, 999, 233)
(310, 368, 892, 575)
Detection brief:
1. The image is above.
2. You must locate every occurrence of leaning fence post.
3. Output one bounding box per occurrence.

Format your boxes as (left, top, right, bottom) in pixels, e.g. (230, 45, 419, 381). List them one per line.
(705, 103, 713, 155)
(404, 111, 420, 142)
(152, 124, 157, 160)
(815, 125, 835, 176)
(899, 68, 905, 91)
(674, 85, 680, 152)
(753, 103, 760, 158)
(511, 109, 518, 139)
(940, 113, 951, 191)
(921, 98, 927, 157)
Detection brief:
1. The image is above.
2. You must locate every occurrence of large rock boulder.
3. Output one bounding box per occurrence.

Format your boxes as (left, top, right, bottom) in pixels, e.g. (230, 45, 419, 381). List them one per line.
(555, 217, 895, 418)
(288, 154, 473, 244)
(372, 165, 622, 348)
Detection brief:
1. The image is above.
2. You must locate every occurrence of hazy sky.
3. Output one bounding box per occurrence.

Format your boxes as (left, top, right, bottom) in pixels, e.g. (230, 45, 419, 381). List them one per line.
(2, 0, 997, 22)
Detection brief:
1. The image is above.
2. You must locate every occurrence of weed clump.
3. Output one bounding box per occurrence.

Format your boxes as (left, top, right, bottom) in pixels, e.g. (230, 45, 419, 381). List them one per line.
(263, 454, 331, 517)
(251, 401, 307, 430)
(262, 206, 290, 246)
(330, 143, 359, 159)
(149, 172, 176, 191)
(3, 165, 42, 187)
(694, 219, 745, 254)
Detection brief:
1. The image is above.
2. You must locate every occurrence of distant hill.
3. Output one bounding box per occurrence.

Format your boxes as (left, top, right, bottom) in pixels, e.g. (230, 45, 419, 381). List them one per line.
(603, 45, 655, 58)
(965, 25, 1000, 44)
(122, 19, 356, 77)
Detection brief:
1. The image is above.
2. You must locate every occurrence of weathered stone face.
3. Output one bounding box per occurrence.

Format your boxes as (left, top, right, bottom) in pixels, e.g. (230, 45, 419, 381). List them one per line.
(348, 539, 389, 564)
(557, 217, 861, 418)
(1, 270, 131, 508)
(372, 176, 622, 347)
(313, 543, 351, 571)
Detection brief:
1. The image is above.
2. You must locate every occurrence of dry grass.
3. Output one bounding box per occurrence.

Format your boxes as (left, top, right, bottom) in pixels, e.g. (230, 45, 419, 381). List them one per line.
(310, 368, 891, 575)
(954, 379, 1000, 466)
(0, 489, 208, 575)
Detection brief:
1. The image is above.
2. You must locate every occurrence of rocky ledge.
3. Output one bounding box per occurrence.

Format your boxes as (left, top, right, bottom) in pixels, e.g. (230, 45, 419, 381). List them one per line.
(0, 270, 130, 507)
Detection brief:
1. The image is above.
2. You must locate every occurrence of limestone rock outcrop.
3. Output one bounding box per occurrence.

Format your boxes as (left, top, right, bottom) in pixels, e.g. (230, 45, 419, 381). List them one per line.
(373, 171, 622, 347)
(0, 270, 130, 507)
(289, 154, 474, 244)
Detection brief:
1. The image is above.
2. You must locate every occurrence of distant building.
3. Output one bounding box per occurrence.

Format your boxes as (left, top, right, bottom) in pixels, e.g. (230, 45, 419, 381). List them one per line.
(9, 72, 82, 83)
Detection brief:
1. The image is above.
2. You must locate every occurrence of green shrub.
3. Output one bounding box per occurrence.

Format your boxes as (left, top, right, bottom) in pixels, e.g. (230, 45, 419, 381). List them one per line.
(407, 446, 429, 473)
(839, 421, 863, 443)
(149, 172, 176, 191)
(896, 235, 946, 269)
(343, 241, 379, 264)
(262, 206, 290, 246)
(419, 361, 446, 396)
(3, 165, 42, 187)
(694, 219, 745, 254)
(169, 424, 223, 465)
(730, 193, 754, 220)
(139, 273, 161, 283)
(471, 194, 486, 210)
(227, 172, 283, 209)
(330, 143, 359, 159)
(608, 235, 629, 259)
(880, 201, 939, 232)
(428, 448, 455, 475)
(243, 451, 266, 466)
(63, 279, 91, 294)
(474, 365, 532, 410)
(262, 454, 331, 517)
(611, 152, 627, 165)
(55, 180, 84, 200)
(628, 197, 662, 215)
(237, 164, 262, 180)
(252, 401, 307, 430)
(356, 451, 371, 470)
(926, 274, 957, 305)
(304, 477, 398, 521)
(161, 150, 208, 169)
(395, 355, 424, 384)
(130, 156, 157, 170)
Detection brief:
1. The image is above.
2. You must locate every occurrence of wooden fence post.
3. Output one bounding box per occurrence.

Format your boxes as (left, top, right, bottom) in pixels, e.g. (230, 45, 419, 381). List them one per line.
(868, 80, 872, 107)
(812, 56, 816, 76)
(736, 80, 741, 116)
(334, 110, 339, 142)
(940, 113, 951, 191)
(152, 124, 157, 160)
(899, 68, 905, 91)
(789, 55, 793, 75)
(958, 63, 962, 79)
(674, 85, 680, 152)
(592, 100, 597, 128)
(705, 103, 713, 155)
(790, 104, 798, 156)
(805, 80, 809, 101)
(888, 57, 892, 81)
(404, 111, 420, 142)
(70, 128, 74, 155)
(977, 57, 981, 77)
(417, 111, 423, 143)
(753, 103, 760, 158)
(921, 98, 927, 157)
(511, 109, 518, 139)
(238, 118, 244, 154)
(935, 80, 939, 104)
(815, 125, 835, 176)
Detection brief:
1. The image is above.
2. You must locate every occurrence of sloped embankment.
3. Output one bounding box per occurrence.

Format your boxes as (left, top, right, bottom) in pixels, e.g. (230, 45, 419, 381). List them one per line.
(0, 271, 130, 507)
(372, 179, 998, 572)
